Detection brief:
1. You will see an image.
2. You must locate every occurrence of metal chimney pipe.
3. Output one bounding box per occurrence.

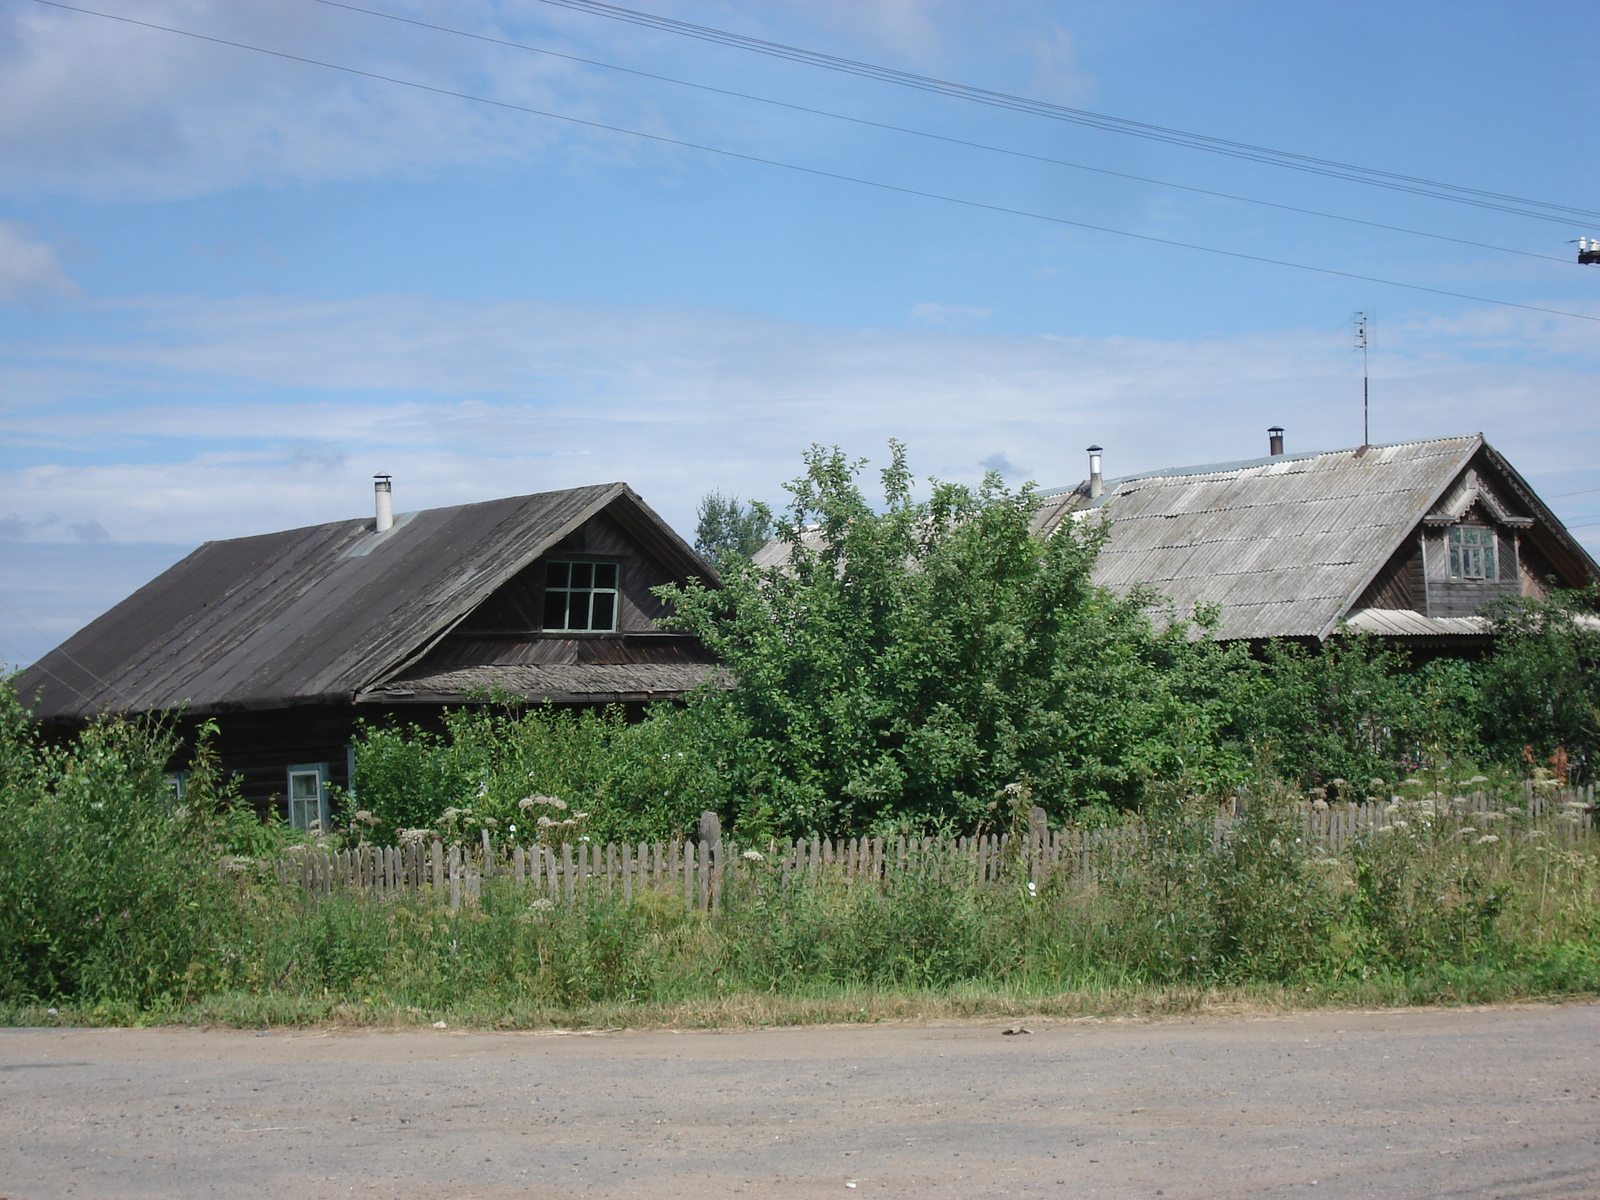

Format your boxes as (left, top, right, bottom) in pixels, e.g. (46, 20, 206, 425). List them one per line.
(1087, 445, 1104, 500)
(374, 474, 393, 533)
(1268, 426, 1285, 457)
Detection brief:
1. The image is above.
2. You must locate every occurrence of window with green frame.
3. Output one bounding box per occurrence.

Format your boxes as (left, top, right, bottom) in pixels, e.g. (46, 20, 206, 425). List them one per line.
(1448, 526, 1497, 580)
(542, 560, 619, 631)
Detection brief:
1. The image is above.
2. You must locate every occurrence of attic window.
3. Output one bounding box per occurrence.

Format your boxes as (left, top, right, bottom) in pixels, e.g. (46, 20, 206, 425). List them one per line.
(543, 560, 619, 631)
(1448, 526, 1496, 580)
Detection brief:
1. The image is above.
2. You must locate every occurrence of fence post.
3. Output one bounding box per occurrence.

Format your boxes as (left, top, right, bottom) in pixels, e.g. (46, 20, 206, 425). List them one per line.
(449, 844, 461, 911)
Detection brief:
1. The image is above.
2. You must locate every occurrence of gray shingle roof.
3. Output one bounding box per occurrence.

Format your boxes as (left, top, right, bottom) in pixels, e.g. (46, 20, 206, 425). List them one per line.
(19, 483, 715, 721)
(1034, 435, 1481, 641)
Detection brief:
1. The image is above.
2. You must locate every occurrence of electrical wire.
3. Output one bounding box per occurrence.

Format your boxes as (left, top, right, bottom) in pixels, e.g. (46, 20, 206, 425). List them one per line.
(28, 0, 1600, 326)
(312, 0, 1578, 267)
(0, 594, 134, 706)
(527, 0, 1600, 227)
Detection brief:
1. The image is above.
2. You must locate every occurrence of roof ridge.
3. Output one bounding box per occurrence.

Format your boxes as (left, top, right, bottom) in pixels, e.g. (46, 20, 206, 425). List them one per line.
(1038, 433, 1482, 499)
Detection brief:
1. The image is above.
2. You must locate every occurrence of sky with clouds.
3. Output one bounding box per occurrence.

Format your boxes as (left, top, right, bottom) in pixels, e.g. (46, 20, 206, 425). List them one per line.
(3, 0, 1599, 668)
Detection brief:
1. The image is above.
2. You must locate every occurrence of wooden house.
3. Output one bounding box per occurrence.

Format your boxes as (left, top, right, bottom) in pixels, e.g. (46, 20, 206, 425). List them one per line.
(17, 481, 719, 825)
(1033, 432, 1599, 647)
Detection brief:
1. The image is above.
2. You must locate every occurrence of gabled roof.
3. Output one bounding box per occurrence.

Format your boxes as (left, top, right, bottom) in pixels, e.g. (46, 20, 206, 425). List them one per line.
(20, 483, 716, 721)
(1033, 434, 1598, 642)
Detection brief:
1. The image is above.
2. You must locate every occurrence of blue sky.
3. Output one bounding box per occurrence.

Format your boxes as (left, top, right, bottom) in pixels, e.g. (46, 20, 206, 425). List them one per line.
(3, 0, 1599, 667)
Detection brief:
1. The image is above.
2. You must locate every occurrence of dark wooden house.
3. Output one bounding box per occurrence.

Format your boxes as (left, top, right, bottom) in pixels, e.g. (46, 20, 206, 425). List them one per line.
(1031, 433, 1599, 647)
(18, 482, 719, 825)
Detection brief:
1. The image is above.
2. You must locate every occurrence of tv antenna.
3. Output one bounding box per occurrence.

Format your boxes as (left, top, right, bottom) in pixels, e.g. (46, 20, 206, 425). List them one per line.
(1578, 237, 1600, 265)
(1352, 311, 1371, 447)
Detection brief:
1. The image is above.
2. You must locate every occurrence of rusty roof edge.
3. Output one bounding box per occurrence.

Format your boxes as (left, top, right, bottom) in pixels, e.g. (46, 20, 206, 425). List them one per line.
(353, 483, 644, 694)
(1314, 435, 1485, 642)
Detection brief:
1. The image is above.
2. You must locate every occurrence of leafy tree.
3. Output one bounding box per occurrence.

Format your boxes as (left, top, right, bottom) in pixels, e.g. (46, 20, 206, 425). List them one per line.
(660, 443, 1253, 836)
(693, 491, 774, 569)
(1480, 588, 1600, 780)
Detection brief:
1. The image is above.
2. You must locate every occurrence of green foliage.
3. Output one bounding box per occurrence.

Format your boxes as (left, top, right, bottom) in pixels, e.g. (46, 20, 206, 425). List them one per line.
(1480, 588, 1600, 775)
(661, 443, 1257, 835)
(693, 490, 774, 569)
(0, 689, 259, 1006)
(351, 703, 726, 846)
(1238, 634, 1485, 790)
(1105, 784, 1339, 983)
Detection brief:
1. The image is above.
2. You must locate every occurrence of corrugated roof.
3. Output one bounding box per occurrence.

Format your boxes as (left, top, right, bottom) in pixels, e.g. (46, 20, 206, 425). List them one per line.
(1035, 436, 1483, 640)
(1344, 608, 1490, 638)
(19, 484, 715, 721)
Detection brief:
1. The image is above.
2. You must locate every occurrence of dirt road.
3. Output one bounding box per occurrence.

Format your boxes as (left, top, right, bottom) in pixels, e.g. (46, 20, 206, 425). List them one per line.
(2, 1004, 1597, 1199)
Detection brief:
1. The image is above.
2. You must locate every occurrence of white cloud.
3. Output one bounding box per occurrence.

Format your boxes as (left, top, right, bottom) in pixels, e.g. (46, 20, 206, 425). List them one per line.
(0, 0, 638, 198)
(0, 220, 77, 304)
(911, 301, 994, 331)
(3, 292, 1598, 555)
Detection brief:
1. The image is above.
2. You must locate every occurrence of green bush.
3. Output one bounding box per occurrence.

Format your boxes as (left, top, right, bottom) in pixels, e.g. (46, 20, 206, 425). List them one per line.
(0, 691, 263, 1006)
(351, 702, 727, 846)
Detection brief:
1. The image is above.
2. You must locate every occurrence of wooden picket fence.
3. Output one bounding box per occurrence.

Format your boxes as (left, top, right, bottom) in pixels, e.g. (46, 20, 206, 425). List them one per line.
(276, 782, 1595, 910)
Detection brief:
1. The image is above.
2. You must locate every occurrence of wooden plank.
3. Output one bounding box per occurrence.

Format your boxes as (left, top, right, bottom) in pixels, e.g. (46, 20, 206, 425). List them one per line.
(697, 838, 710, 910)
(561, 842, 574, 903)
(682, 840, 695, 911)
(449, 844, 461, 911)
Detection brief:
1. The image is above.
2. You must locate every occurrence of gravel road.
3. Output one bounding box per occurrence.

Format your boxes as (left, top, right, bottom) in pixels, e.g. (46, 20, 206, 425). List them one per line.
(2, 1004, 1597, 1199)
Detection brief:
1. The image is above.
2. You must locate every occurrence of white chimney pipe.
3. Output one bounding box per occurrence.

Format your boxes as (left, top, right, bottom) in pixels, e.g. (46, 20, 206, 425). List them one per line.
(1087, 445, 1104, 500)
(374, 474, 393, 533)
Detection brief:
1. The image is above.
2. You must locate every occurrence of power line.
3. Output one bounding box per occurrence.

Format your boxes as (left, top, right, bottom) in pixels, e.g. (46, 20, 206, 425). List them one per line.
(29, 0, 1600, 326)
(527, 0, 1600, 227)
(0, 594, 135, 707)
(312, 0, 1577, 267)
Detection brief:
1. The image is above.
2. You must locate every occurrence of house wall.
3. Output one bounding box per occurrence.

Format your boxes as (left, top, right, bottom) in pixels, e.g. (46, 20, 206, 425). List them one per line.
(455, 509, 678, 636)
(1420, 524, 1520, 618)
(1356, 536, 1425, 611)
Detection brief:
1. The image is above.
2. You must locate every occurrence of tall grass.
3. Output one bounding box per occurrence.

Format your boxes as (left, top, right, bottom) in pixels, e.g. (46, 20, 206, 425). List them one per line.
(4, 693, 1598, 1025)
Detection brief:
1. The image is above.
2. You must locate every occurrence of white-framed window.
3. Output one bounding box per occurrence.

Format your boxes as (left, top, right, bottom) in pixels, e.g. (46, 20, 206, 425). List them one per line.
(163, 771, 187, 805)
(542, 560, 620, 631)
(1448, 526, 1497, 580)
(287, 762, 329, 831)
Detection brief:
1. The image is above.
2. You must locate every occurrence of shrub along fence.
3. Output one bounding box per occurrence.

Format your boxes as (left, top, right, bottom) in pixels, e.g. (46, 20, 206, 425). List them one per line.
(276, 784, 1596, 911)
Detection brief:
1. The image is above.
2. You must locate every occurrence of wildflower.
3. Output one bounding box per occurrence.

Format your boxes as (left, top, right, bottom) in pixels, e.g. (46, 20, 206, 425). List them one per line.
(1475, 835, 1499, 845)
(1369, 778, 1385, 791)
(741, 849, 764, 861)
(1529, 830, 1548, 839)
(352, 809, 377, 827)
(1312, 798, 1329, 812)
(529, 898, 556, 913)
(1467, 775, 1488, 785)
(1459, 827, 1477, 836)
(1026, 881, 1037, 896)
(483, 817, 499, 828)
